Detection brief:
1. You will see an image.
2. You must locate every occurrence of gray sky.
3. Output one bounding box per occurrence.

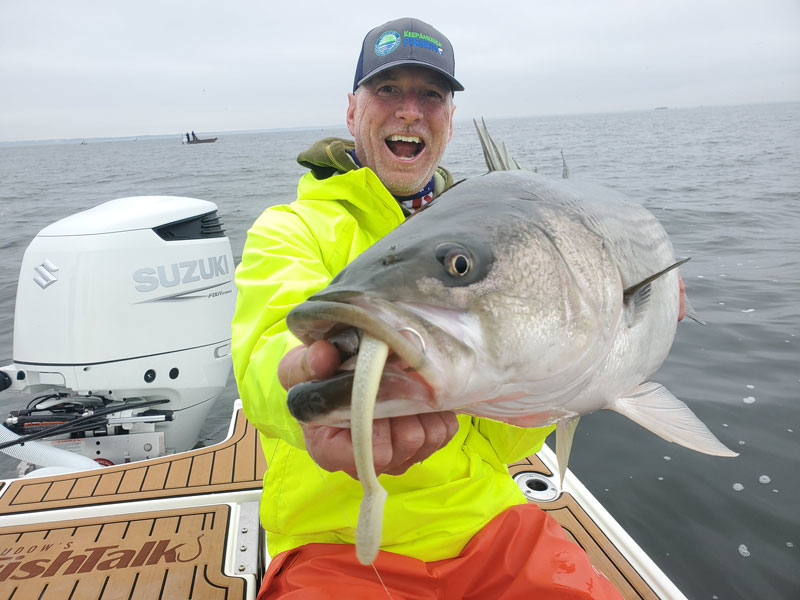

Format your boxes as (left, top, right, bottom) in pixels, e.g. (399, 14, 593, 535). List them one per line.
(1, 0, 798, 142)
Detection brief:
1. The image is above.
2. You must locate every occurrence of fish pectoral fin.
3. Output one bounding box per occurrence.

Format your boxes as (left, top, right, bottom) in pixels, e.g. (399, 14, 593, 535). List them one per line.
(623, 258, 691, 325)
(608, 382, 738, 457)
(625, 283, 652, 325)
(623, 257, 691, 298)
(555, 416, 580, 487)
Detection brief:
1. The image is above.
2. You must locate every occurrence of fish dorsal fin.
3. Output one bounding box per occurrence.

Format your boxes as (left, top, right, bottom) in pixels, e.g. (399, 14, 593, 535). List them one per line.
(473, 117, 525, 172)
(608, 382, 738, 457)
(561, 149, 570, 179)
(555, 416, 580, 486)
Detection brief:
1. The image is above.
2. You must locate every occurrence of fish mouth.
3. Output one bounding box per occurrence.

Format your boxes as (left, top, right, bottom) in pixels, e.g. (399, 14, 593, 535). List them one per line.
(285, 295, 448, 425)
(385, 134, 425, 160)
(287, 297, 432, 375)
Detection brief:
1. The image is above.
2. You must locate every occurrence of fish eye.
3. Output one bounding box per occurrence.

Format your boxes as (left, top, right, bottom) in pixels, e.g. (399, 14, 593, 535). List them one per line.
(435, 243, 473, 277)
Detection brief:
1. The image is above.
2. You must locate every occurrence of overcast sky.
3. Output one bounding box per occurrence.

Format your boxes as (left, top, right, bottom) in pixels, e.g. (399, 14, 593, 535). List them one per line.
(1, 0, 798, 142)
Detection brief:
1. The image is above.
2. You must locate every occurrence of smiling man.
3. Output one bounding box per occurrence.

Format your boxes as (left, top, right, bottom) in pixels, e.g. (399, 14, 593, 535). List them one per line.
(232, 17, 623, 599)
(347, 65, 454, 198)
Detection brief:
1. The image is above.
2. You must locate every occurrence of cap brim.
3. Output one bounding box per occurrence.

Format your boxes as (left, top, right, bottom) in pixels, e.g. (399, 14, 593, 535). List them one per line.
(356, 60, 464, 92)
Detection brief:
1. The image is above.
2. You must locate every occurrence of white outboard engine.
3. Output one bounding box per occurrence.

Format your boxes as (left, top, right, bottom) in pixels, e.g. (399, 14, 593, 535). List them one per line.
(0, 196, 235, 469)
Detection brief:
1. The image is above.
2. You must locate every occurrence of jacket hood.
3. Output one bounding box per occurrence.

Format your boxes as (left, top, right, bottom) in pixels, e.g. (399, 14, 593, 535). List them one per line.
(297, 137, 359, 180)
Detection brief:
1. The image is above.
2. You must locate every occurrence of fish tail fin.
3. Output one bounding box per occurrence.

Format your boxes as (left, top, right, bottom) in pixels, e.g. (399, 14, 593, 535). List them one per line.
(608, 382, 738, 457)
(473, 117, 526, 172)
(555, 416, 581, 486)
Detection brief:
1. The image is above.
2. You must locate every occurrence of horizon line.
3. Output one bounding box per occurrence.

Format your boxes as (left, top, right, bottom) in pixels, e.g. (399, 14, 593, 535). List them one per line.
(2, 100, 797, 147)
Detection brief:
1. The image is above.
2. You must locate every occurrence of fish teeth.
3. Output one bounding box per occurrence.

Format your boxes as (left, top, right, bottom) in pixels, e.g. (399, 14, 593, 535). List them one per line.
(387, 135, 421, 143)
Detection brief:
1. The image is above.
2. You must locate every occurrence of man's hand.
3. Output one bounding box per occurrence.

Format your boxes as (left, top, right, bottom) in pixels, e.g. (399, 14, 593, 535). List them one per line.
(278, 340, 459, 479)
(301, 412, 459, 479)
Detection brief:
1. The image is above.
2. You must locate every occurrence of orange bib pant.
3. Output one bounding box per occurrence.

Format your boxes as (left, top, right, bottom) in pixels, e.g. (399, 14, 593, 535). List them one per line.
(258, 504, 623, 599)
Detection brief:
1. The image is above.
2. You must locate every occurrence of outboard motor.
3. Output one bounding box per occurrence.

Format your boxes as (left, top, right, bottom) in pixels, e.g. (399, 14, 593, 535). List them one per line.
(0, 196, 235, 469)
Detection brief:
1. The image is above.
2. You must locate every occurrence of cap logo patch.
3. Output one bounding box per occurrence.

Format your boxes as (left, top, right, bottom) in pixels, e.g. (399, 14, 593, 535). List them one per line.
(374, 30, 401, 56)
(403, 30, 444, 55)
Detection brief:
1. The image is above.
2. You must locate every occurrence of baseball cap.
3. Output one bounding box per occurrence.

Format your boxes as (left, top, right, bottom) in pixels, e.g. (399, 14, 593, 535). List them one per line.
(353, 17, 464, 93)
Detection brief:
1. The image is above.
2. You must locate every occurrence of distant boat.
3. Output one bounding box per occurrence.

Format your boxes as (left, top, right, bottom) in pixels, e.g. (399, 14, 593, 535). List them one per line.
(654, 106, 668, 110)
(183, 132, 217, 144)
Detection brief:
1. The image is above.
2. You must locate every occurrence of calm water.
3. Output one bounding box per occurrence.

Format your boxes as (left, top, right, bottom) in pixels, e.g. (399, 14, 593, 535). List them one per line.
(1, 103, 798, 598)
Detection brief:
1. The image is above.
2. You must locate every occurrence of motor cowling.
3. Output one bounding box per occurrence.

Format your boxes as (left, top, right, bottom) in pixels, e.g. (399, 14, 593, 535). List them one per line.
(3, 196, 236, 457)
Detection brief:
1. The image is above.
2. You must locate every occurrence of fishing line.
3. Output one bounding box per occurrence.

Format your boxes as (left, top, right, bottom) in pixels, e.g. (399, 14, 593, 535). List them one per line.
(370, 562, 394, 600)
(311, 461, 394, 600)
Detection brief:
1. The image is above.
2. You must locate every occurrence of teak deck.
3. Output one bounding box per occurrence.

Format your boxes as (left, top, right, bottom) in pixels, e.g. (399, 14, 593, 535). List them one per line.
(0, 409, 659, 600)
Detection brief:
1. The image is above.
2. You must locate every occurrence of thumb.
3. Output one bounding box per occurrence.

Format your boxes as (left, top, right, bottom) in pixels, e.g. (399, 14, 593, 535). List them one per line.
(278, 346, 314, 390)
(278, 341, 340, 390)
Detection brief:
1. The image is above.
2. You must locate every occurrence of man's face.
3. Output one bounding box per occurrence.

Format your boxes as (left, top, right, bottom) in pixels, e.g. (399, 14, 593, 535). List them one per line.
(347, 66, 456, 196)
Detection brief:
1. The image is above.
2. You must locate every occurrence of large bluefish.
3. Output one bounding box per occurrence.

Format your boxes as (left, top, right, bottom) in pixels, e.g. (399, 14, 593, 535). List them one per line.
(286, 120, 737, 563)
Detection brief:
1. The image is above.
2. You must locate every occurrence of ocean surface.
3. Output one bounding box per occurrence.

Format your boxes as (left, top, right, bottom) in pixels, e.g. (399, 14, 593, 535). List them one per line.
(1, 102, 798, 598)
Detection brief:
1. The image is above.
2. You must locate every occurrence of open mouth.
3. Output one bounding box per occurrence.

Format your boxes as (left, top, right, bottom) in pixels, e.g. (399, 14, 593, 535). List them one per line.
(385, 134, 425, 159)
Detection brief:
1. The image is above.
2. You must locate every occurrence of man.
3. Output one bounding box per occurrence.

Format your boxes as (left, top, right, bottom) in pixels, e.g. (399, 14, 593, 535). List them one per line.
(233, 17, 624, 599)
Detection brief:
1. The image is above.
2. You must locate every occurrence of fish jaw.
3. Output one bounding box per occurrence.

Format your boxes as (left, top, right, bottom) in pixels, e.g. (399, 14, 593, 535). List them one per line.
(287, 363, 441, 427)
(285, 294, 477, 425)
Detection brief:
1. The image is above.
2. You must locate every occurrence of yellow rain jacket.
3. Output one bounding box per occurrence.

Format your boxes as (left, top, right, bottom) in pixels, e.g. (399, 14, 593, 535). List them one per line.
(232, 138, 554, 561)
